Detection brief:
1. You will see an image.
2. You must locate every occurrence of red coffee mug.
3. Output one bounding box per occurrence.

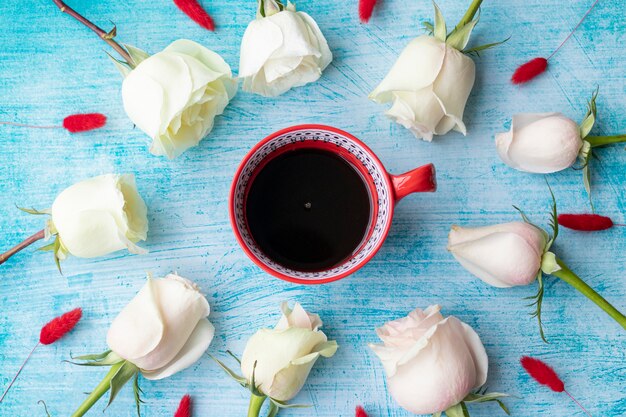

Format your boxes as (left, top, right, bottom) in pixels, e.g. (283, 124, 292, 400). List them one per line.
(229, 125, 436, 284)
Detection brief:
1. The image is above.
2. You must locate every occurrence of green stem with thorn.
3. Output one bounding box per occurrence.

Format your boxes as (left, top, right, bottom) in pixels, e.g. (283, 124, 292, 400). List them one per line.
(551, 258, 626, 330)
(70, 362, 122, 417)
(585, 135, 626, 148)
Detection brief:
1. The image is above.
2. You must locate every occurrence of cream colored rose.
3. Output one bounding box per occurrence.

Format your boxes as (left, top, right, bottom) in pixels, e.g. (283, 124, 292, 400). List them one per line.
(240, 302, 338, 401)
(369, 35, 475, 141)
(448, 221, 548, 287)
(106, 274, 214, 380)
(370, 305, 488, 414)
(239, 1, 332, 97)
(496, 113, 583, 174)
(122, 39, 238, 159)
(50, 174, 148, 259)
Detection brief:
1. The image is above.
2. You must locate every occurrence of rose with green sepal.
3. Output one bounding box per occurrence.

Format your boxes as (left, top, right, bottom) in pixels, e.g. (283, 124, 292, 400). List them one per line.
(448, 190, 626, 341)
(369, 0, 508, 141)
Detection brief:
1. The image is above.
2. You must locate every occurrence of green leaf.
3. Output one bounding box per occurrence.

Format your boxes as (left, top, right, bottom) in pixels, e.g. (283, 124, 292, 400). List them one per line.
(123, 44, 150, 66)
(226, 350, 242, 365)
(68, 350, 124, 366)
(53, 237, 63, 275)
(269, 398, 311, 409)
(545, 181, 558, 250)
(133, 373, 144, 417)
(445, 402, 469, 417)
(525, 272, 547, 343)
(38, 242, 56, 252)
(579, 87, 599, 138)
(16, 205, 49, 215)
(433, 2, 447, 41)
(107, 52, 132, 78)
(208, 354, 248, 387)
(512, 205, 550, 245)
(107, 361, 139, 408)
(464, 391, 510, 413)
(463, 36, 510, 57)
(423, 21, 435, 35)
(446, 17, 478, 50)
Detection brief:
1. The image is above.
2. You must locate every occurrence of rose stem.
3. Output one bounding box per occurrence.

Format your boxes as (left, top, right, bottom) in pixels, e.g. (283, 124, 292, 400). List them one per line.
(585, 134, 626, 148)
(0, 343, 39, 403)
(51, 0, 134, 66)
(552, 258, 626, 330)
(247, 394, 267, 417)
(0, 230, 45, 266)
(456, 0, 483, 30)
(70, 362, 123, 417)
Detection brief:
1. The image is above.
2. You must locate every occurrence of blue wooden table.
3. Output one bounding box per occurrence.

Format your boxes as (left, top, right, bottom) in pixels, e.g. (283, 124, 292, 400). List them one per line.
(1, 0, 625, 416)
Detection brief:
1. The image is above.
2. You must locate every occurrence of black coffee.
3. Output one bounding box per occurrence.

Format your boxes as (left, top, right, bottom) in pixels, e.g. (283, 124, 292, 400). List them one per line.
(246, 148, 372, 272)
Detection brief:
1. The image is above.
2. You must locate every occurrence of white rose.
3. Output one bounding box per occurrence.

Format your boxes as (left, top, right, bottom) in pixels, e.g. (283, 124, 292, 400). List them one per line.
(369, 305, 488, 415)
(240, 302, 338, 401)
(51, 174, 148, 259)
(122, 39, 238, 159)
(496, 113, 583, 173)
(448, 221, 547, 287)
(369, 35, 475, 141)
(107, 274, 214, 380)
(239, 1, 332, 97)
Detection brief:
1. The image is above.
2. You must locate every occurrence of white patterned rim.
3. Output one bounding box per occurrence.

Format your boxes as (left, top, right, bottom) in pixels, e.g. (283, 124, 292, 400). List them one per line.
(233, 128, 392, 281)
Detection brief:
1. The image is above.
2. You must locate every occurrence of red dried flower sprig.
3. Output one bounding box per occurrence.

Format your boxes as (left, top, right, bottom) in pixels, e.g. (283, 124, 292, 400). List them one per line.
(359, 0, 378, 23)
(174, 394, 192, 417)
(520, 356, 592, 417)
(356, 405, 369, 417)
(0, 113, 106, 133)
(174, 0, 215, 31)
(512, 0, 599, 84)
(558, 213, 625, 231)
(0, 308, 82, 403)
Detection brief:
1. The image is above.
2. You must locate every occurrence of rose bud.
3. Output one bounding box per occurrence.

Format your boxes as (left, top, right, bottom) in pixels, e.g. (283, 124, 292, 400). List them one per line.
(240, 302, 338, 402)
(238, 0, 332, 97)
(369, 35, 475, 141)
(68, 274, 214, 417)
(495, 113, 583, 173)
(448, 202, 626, 340)
(107, 274, 214, 380)
(447, 222, 546, 287)
(370, 305, 508, 415)
(50, 174, 149, 259)
(122, 39, 238, 159)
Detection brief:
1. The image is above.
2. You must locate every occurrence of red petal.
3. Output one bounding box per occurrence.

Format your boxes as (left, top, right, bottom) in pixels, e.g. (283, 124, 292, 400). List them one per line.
(511, 57, 548, 84)
(62, 113, 107, 133)
(355, 406, 368, 417)
(520, 356, 565, 393)
(174, 395, 192, 417)
(39, 308, 82, 345)
(359, 0, 377, 23)
(174, 0, 215, 31)
(558, 213, 614, 231)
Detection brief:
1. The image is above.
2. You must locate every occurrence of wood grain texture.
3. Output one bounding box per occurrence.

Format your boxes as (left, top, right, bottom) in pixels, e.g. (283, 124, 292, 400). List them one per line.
(1, 0, 625, 416)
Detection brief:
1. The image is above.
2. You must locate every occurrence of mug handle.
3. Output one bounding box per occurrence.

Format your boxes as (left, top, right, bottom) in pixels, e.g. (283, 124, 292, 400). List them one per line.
(389, 163, 437, 201)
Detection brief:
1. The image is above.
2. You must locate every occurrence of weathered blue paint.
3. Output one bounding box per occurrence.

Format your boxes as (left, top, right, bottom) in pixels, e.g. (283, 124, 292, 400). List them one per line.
(0, 0, 624, 416)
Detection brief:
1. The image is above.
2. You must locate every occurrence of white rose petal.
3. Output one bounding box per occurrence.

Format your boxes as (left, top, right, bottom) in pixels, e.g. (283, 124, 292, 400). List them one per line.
(50, 174, 148, 258)
(239, 8, 332, 97)
(240, 302, 337, 401)
(107, 274, 213, 378)
(448, 222, 547, 287)
(496, 113, 583, 173)
(370, 35, 475, 141)
(122, 39, 237, 159)
(370, 305, 488, 414)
